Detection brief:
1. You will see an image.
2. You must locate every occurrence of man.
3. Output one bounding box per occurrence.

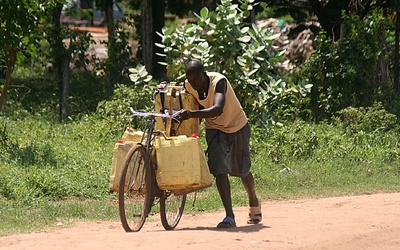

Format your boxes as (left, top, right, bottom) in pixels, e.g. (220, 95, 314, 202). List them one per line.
(178, 60, 262, 228)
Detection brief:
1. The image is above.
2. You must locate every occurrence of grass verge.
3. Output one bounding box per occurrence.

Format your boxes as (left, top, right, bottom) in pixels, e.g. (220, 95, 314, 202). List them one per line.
(0, 114, 399, 236)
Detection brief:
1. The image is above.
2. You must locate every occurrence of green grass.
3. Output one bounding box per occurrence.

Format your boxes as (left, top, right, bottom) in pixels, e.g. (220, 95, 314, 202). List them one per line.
(0, 113, 399, 236)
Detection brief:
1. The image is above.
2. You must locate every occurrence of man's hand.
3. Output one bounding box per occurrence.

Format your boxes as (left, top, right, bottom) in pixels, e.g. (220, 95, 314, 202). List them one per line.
(177, 109, 191, 120)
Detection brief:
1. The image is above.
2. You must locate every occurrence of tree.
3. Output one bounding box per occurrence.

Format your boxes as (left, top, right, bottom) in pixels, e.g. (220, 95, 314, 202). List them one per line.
(125, 0, 216, 80)
(138, 0, 167, 80)
(157, 0, 311, 123)
(105, 0, 117, 85)
(140, 0, 153, 76)
(0, 0, 55, 111)
(48, 2, 71, 122)
(152, 0, 166, 79)
(260, 0, 392, 40)
(390, 0, 400, 94)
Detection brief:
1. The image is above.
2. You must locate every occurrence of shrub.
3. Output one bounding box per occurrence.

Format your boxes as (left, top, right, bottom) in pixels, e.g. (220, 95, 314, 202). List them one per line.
(96, 81, 156, 133)
(294, 11, 397, 121)
(333, 102, 398, 134)
(156, 0, 311, 125)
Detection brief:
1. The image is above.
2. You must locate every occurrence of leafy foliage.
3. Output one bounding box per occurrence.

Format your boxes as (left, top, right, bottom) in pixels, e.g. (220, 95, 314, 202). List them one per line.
(93, 19, 138, 85)
(0, 0, 54, 52)
(333, 102, 398, 134)
(294, 11, 396, 120)
(96, 65, 156, 133)
(156, 0, 311, 124)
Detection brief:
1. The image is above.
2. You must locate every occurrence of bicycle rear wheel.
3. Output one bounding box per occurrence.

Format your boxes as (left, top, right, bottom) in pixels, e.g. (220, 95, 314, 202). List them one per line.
(118, 144, 153, 232)
(160, 190, 186, 230)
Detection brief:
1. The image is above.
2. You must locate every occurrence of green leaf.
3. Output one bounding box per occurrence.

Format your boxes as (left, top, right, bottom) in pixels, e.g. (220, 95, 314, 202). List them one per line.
(138, 65, 147, 75)
(240, 27, 250, 33)
(185, 24, 196, 33)
(128, 68, 138, 73)
(305, 84, 313, 89)
(266, 33, 281, 41)
(129, 75, 139, 82)
(237, 56, 246, 66)
(248, 69, 258, 76)
(156, 31, 164, 38)
(155, 43, 165, 48)
(230, 4, 239, 10)
(200, 7, 209, 18)
(192, 53, 202, 59)
(227, 9, 237, 19)
(237, 36, 251, 43)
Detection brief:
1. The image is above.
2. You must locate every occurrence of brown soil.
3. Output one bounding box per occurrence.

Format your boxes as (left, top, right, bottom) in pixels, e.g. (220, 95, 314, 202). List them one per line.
(2, 192, 400, 250)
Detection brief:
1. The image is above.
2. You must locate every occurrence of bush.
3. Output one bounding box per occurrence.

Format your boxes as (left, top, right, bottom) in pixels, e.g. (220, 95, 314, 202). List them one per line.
(294, 11, 397, 121)
(157, 0, 311, 125)
(96, 82, 156, 133)
(333, 102, 398, 134)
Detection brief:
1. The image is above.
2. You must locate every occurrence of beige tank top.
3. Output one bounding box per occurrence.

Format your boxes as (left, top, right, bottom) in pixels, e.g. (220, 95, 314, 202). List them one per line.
(185, 72, 248, 133)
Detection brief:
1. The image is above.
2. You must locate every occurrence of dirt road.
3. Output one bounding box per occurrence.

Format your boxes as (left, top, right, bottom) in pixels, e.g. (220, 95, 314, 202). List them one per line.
(2, 192, 400, 250)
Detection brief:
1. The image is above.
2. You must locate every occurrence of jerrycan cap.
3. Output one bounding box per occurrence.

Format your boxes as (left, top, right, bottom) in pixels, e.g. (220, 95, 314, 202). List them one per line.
(157, 81, 167, 89)
(190, 133, 199, 138)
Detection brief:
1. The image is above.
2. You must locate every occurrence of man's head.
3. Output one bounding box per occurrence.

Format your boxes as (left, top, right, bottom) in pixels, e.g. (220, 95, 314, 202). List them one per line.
(185, 60, 207, 92)
(186, 60, 204, 76)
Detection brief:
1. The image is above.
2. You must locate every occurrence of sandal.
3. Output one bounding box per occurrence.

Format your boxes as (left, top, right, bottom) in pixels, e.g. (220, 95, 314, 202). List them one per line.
(247, 203, 262, 224)
(217, 216, 236, 228)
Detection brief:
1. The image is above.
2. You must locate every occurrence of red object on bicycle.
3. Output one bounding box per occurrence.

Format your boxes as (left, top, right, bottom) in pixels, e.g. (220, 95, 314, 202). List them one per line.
(190, 133, 198, 138)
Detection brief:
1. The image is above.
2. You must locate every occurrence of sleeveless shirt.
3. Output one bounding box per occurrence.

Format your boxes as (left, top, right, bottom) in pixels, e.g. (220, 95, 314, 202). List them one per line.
(185, 72, 248, 133)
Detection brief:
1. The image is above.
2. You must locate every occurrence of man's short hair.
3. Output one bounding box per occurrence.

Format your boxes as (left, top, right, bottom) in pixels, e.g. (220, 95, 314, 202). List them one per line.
(186, 60, 204, 76)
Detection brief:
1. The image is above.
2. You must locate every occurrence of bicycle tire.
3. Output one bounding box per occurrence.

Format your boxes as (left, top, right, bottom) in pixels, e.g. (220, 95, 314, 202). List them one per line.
(160, 190, 186, 230)
(118, 144, 152, 232)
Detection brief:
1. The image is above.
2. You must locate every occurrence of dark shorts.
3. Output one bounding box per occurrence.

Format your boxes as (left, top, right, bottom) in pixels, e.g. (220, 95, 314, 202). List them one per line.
(206, 123, 251, 177)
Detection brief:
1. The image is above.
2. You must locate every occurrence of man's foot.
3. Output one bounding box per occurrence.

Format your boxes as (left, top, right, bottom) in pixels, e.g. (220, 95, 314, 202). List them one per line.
(217, 216, 236, 228)
(247, 203, 262, 224)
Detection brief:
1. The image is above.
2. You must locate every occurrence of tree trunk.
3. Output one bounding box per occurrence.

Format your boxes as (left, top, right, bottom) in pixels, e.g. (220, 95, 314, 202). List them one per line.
(51, 5, 70, 122)
(394, 10, 400, 94)
(152, 0, 166, 80)
(60, 57, 70, 121)
(141, 0, 153, 74)
(0, 46, 17, 110)
(312, 0, 350, 41)
(105, 0, 116, 85)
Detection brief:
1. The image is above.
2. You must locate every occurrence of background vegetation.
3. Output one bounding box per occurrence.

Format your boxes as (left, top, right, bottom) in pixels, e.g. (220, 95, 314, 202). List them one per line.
(1, 0, 399, 236)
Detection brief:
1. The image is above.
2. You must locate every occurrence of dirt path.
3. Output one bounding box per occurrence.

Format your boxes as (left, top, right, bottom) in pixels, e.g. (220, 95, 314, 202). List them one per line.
(2, 193, 400, 250)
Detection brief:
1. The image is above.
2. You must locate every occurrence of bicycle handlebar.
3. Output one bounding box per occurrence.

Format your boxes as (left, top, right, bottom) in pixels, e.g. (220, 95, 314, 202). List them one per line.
(130, 107, 181, 119)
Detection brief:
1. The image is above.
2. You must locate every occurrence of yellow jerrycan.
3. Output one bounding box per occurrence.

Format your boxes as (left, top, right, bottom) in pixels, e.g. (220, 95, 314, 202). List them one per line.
(154, 82, 200, 136)
(109, 128, 143, 193)
(154, 135, 212, 194)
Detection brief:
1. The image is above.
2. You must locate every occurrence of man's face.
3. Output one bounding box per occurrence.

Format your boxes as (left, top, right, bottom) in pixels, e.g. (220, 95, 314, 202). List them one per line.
(187, 72, 207, 92)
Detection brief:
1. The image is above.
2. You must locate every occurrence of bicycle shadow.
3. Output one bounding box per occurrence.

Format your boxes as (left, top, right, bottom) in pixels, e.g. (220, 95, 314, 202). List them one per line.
(177, 223, 270, 233)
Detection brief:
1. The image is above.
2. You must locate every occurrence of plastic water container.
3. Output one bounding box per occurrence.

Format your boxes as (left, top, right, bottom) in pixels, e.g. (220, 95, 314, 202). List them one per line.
(109, 128, 144, 193)
(121, 127, 143, 143)
(154, 83, 200, 136)
(154, 135, 212, 193)
(109, 140, 140, 193)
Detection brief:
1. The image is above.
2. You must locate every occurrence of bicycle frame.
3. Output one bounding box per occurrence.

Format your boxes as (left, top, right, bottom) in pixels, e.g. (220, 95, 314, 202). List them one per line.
(139, 117, 162, 198)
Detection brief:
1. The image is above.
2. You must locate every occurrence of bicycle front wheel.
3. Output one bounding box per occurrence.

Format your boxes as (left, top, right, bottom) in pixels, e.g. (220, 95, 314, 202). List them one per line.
(118, 144, 152, 232)
(160, 190, 186, 230)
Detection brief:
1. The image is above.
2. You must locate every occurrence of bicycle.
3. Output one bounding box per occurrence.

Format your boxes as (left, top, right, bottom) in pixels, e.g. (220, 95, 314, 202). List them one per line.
(118, 108, 186, 232)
